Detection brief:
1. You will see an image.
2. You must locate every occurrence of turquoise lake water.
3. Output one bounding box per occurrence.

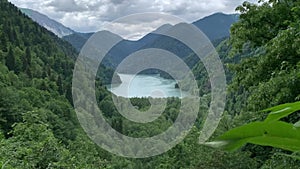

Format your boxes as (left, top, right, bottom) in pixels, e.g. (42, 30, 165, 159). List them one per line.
(107, 74, 187, 98)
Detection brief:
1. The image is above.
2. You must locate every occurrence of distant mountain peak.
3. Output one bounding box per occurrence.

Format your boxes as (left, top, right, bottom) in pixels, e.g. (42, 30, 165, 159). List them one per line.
(63, 12, 239, 70)
(192, 12, 239, 40)
(152, 24, 174, 34)
(20, 8, 75, 37)
(200, 12, 239, 19)
(98, 30, 123, 39)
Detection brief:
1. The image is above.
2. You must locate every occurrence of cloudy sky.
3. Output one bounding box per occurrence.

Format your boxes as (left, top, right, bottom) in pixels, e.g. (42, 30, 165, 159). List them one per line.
(8, 0, 257, 39)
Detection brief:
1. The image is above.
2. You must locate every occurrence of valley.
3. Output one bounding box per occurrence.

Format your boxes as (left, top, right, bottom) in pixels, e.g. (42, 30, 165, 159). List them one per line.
(1, 0, 300, 168)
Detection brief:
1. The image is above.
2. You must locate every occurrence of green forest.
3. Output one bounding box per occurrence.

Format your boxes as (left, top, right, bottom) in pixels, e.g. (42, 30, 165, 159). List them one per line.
(0, 0, 300, 168)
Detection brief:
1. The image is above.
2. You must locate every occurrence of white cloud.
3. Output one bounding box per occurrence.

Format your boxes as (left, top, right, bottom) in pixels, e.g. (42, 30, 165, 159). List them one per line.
(46, 0, 87, 12)
(103, 13, 183, 40)
(8, 0, 258, 39)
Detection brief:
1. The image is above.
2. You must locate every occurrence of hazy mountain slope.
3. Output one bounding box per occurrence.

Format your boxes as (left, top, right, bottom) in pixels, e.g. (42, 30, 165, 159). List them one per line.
(193, 12, 239, 40)
(63, 32, 94, 51)
(63, 13, 239, 72)
(20, 8, 75, 37)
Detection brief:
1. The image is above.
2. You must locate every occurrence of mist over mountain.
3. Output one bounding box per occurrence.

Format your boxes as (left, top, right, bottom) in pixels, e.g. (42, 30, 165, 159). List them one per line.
(63, 12, 238, 49)
(62, 13, 238, 73)
(193, 12, 239, 40)
(19, 8, 238, 75)
(20, 8, 76, 37)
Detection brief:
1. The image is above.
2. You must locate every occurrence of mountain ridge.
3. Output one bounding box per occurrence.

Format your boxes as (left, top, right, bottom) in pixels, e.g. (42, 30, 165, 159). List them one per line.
(63, 12, 239, 52)
(193, 12, 239, 40)
(62, 13, 239, 72)
(19, 8, 239, 74)
(20, 8, 76, 37)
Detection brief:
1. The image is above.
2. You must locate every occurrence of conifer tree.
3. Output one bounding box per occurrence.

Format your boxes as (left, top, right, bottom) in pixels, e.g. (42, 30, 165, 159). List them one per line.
(5, 47, 15, 71)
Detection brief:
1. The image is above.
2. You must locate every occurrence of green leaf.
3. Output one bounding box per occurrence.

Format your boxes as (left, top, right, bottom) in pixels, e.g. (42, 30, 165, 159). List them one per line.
(263, 102, 300, 122)
(204, 139, 248, 151)
(206, 121, 300, 152)
(204, 122, 262, 151)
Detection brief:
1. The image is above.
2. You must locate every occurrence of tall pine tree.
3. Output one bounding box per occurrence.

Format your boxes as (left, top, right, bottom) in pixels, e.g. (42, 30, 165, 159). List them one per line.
(5, 47, 15, 71)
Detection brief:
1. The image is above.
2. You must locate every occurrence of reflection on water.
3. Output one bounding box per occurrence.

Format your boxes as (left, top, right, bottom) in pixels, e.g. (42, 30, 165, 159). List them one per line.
(106, 74, 188, 98)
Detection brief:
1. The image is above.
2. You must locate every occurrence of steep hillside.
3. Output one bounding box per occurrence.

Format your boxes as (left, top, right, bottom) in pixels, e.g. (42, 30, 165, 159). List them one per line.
(0, 0, 119, 167)
(20, 8, 75, 37)
(63, 32, 94, 51)
(193, 12, 239, 40)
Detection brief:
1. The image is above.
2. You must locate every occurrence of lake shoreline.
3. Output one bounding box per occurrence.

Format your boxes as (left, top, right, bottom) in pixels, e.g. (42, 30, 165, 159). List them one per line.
(106, 73, 189, 98)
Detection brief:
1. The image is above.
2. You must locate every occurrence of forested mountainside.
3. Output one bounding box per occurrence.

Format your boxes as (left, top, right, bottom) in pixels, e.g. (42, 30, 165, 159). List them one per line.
(62, 13, 238, 73)
(0, 0, 300, 168)
(192, 12, 239, 40)
(63, 13, 238, 52)
(0, 0, 115, 168)
(63, 32, 94, 51)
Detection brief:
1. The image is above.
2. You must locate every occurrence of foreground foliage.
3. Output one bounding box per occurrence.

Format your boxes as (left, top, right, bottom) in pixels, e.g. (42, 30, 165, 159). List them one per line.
(207, 102, 300, 153)
(1, 0, 300, 168)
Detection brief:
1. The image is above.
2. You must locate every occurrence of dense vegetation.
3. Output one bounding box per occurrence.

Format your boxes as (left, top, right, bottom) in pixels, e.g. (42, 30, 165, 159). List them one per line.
(208, 101, 300, 154)
(221, 0, 300, 168)
(0, 0, 300, 168)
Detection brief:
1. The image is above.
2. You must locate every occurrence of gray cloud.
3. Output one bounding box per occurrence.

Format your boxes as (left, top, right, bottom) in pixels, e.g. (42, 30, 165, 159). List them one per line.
(8, 0, 258, 39)
(46, 0, 87, 12)
(103, 13, 183, 40)
(110, 0, 124, 5)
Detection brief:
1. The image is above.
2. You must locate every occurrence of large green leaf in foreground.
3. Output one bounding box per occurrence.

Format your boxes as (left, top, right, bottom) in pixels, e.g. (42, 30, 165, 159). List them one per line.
(205, 102, 300, 152)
